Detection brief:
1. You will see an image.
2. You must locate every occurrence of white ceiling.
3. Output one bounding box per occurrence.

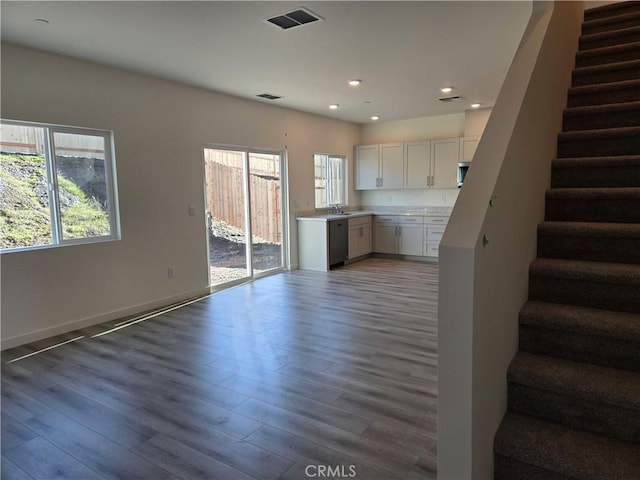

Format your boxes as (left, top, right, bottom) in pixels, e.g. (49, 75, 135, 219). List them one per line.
(1, 1, 532, 124)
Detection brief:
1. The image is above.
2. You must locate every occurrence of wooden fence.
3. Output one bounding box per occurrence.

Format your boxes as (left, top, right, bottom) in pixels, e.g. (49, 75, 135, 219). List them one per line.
(204, 152, 282, 244)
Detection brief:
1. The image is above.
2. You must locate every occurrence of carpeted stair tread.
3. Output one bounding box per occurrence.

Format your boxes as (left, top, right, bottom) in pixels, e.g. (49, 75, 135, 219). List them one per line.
(576, 41, 640, 68)
(520, 300, 640, 343)
(558, 125, 640, 141)
(584, 1, 640, 22)
(562, 101, 640, 130)
(582, 10, 640, 35)
(572, 58, 640, 86)
(568, 78, 640, 106)
(545, 187, 640, 223)
(494, 413, 640, 479)
(557, 126, 640, 157)
(537, 220, 640, 264)
(546, 186, 640, 200)
(508, 351, 640, 410)
(580, 24, 640, 50)
(529, 257, 640, 285)
(552, 153, 640, 168)
(538, 220, 640, 239)
(551, 154, 640, 187)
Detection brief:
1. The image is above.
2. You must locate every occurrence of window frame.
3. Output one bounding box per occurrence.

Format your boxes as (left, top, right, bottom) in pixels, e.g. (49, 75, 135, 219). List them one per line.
(1, 119, 121, 253)
(313, 152, 346, 209)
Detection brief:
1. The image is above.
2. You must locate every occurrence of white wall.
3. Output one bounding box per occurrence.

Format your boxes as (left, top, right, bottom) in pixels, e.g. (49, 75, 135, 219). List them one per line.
(0, 43, 360, 348)
(438, 1, 583, 478)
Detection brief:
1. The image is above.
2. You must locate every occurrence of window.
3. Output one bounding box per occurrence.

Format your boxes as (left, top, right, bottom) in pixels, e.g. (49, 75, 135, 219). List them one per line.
(314, 153, 345, 208)
(0, 120, 120, 252)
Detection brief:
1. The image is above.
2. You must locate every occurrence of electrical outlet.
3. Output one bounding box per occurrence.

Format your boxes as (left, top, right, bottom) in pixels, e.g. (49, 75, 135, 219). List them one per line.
(188, 206, 195, 216)
(168, 267, 175, 278)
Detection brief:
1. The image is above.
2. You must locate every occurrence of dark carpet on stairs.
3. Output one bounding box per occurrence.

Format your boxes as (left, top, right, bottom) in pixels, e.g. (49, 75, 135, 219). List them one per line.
(493, 2, 640, 479)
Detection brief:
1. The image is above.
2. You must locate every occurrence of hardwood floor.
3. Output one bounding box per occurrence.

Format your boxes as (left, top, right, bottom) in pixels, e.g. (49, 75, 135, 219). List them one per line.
(1, 258, 438, 480)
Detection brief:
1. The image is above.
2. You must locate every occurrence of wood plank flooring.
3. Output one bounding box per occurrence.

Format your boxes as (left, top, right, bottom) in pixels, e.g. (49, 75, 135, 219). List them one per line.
(1, 258, 438, 480)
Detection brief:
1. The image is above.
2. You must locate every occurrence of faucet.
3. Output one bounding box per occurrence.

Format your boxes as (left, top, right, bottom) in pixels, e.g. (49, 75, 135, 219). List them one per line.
(333, 204, 343, 214)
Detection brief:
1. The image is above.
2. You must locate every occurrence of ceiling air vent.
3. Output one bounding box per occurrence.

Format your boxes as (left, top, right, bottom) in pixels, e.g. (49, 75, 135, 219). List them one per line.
(438, 95, 463, 103)
(265, 7, 323, 30)
(257, 93, 283, 100)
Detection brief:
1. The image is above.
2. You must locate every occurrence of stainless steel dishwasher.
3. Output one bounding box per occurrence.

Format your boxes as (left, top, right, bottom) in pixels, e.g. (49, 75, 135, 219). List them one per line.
(328, 219, 348, 268)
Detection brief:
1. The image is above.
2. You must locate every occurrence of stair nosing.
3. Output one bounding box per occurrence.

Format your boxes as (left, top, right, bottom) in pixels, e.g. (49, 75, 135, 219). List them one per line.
(508, 351, 640, 410)
(569, 77, 640, 94)
(573, 57, 640, 76)
(520, 299, 640, 341)
(563, 100, 640, 117)
(538, 220, 640, 237)
(495, 412, 640, 478)
(558, 125, 640, 140)
(580, 24, 640, 45)
(552, 154, 640, 168)
(529, 257, 640, 286)
(583, 10, 640, 29)
(577, 41, 640, 59)
(584, 2, 640, 21)
(546, 186, 640, 197)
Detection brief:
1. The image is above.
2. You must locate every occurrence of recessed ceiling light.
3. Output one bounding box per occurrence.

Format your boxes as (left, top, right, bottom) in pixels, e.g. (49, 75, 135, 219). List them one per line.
(371, 116, 380, 121)
(348, 79, 362, 86)
(329, 104, 339, 110)
(471, 103, 482, 108)
(440, 87, 453, 93)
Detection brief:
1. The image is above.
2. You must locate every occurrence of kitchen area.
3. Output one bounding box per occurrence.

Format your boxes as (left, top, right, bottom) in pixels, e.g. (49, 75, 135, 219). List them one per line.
(296, 108, 487, 271)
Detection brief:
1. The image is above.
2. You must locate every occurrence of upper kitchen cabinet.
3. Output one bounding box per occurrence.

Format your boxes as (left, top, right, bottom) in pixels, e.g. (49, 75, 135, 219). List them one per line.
(355, 143, 404, 190)
(430, 138, 459, 189)
(460, 136, 480, 162)
(404, 140, 431, 189)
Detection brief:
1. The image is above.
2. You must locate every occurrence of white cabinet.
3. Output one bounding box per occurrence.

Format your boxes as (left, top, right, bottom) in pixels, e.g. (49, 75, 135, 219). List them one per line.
(430, 138, 460, 189)
(460, 136, 480, 162)
(404, 141, 431, 189)
(355, 145, 379, 190)
(356, 137, 467, 190)
(374, 216, 424, 256)
(355, 143, 403, 190)
(423, 216, 449, 258)
(348, 215, 372, 259)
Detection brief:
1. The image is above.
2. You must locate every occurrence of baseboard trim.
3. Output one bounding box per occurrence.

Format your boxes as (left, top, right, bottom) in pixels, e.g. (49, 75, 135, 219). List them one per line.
(1, 287, 210, 350)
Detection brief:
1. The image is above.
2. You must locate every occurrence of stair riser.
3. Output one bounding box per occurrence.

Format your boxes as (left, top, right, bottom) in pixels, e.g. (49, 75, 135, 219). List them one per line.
(537, 234, 640, 264)
(551, 164, 640, 187)
(494, 455, 573, 480)
(576, 47, 640, 68)
(568, 86, 640, 107)
(545, 197, 640, 222)
(583, 16, 640, 35)
(580, 28, 640, 50)
(563, 109, 640, 131)
(508, 383, 640, 443)
(529, 276, 640, 313)
(557, 135, 640, 157)
(520, 325, 640, 372)
(572, 64, 640, 87)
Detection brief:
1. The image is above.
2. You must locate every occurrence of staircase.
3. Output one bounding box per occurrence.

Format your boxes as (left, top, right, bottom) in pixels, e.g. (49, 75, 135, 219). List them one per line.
(494, 2, 640, 479)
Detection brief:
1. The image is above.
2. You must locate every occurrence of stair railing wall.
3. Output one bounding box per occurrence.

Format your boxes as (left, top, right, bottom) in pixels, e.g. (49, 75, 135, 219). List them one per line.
(437, 1, 584, 479)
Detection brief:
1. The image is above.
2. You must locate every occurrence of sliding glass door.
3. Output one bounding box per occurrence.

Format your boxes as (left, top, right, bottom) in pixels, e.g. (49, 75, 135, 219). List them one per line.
(203, 147, 285, 288)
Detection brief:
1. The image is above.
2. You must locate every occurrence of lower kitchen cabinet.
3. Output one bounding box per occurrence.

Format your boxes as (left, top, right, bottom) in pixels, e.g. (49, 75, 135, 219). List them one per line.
(374, 216, 424, 256)
(348, 215, 372, 259)
(423, 216, 449, 258)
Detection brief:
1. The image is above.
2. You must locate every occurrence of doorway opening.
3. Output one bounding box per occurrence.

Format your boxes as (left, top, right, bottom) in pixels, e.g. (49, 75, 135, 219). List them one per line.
(203, 147, 287, 289)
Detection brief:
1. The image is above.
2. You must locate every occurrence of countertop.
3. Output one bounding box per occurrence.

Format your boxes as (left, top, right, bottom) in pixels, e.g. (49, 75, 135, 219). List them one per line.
(297, 207, 452, 221)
